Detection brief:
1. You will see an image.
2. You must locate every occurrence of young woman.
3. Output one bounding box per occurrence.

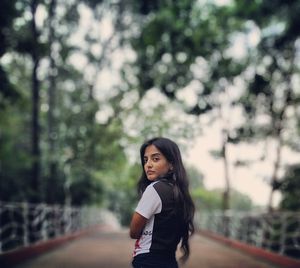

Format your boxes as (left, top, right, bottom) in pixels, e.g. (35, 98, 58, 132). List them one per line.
(130, 137, 195, 268)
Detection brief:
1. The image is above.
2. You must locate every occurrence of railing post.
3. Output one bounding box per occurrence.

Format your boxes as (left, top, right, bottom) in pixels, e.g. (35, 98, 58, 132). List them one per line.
(279, 213, 287, 255)
(22, 202, 29, 247)
(255, 216, 264, 248)
(41, 203, 47, 241)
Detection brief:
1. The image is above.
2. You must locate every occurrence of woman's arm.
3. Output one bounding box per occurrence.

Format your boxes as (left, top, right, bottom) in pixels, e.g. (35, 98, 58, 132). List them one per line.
(129, 212, 148, 239)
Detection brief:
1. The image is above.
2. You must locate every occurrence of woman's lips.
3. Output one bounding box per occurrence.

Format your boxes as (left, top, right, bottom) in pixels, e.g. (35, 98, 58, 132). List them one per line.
(147, 171, 155, 175)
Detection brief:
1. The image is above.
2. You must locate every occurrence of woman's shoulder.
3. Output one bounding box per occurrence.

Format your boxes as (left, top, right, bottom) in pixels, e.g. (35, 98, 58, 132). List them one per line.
(148, 180, 162, 186)
(143, 181, 159, 194)
(144, 180, 169, 194)
(152, 180, 173, 195)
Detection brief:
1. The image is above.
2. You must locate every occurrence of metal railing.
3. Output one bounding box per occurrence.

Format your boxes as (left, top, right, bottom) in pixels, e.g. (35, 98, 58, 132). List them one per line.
(2, 202, 300, 260)
(0, 202, 106, 254)
(196, 210, 300, 259)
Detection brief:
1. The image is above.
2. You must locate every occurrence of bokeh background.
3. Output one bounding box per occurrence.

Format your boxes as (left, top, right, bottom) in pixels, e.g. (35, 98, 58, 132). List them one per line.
(1, 0, 300, 227)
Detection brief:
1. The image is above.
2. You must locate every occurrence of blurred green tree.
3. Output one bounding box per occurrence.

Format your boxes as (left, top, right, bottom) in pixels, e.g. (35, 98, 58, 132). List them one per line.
(234, 0, 300, 211)
(279, 164, 300, 211)
(0, 0, 19, 107)
(0, 0, 128, 206)
(125, 0, 248, 211)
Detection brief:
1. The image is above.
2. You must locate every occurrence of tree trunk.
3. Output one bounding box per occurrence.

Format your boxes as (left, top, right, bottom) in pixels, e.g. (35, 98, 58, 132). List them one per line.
(218, 83, 231, 212)
(267, 136, 282, 212)
(47, 0, 58, 204)
(30, 0, 41, 203)
(267, 86, 292, 211)
(222, 131, 230, 211)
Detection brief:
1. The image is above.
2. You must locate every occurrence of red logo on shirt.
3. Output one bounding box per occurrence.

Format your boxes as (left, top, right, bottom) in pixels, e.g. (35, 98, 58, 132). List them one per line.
(133, 238, 141, 256)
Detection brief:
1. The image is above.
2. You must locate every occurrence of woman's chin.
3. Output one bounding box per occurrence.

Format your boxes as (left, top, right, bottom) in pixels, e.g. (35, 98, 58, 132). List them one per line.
(147, 175, 157, 181)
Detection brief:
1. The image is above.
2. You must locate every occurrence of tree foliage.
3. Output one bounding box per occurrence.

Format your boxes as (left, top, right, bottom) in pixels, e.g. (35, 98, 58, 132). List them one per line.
(0, 0, 203, 226)
(234, 0, 300, 210)
(126, 0, 300, 211)
(0, 0, 19, 106)
(279, 164, 300, 211)
(192, 187, 253, 211)
(0, 0, 129, 207)
(1, 0, 299, 230)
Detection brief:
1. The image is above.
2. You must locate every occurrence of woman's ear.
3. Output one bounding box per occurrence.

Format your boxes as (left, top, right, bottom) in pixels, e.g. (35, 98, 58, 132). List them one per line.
(169, 164, 173, 171)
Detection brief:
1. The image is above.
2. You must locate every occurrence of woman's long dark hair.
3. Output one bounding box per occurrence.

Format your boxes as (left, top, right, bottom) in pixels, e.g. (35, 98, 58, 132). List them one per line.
(137, 137, 195, 263)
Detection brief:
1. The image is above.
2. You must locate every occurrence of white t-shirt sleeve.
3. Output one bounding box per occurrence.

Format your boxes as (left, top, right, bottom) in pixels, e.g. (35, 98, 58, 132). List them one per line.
(135, 184, 162, 219)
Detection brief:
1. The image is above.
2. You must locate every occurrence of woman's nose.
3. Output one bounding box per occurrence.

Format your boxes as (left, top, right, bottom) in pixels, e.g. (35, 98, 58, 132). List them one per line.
(146, 160, 153, 167)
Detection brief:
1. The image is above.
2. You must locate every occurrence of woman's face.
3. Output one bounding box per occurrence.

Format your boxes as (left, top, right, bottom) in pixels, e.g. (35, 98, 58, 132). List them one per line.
(143, 144, 172, 181)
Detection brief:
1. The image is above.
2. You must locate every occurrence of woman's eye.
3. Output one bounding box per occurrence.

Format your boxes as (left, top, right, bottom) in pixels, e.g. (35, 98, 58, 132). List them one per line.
(153, 157, 159, 162)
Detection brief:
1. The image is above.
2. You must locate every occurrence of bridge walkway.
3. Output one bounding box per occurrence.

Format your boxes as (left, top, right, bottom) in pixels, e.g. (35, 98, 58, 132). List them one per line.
(12, 226, 282, 268)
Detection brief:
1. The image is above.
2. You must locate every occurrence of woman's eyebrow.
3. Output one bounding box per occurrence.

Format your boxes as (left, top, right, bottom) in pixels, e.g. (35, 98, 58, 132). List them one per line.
(150, 153, 161, 157)
(144, 152, 161, 158)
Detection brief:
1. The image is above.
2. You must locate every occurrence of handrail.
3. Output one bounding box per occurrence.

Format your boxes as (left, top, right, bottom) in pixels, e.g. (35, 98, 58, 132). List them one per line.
(0, 201, 105, 254)
(2, 202, 299, 260)
(196, 210, 300, 260)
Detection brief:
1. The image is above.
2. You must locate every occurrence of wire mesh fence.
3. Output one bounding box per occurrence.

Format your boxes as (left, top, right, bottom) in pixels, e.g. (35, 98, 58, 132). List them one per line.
(2, 201, 300, 261)
(0, 202, 104, 254)
(196, 210, 300, 259)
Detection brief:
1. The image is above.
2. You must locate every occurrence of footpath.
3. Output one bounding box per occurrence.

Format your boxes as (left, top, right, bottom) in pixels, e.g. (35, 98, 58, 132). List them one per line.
(11, 226, 283, 268)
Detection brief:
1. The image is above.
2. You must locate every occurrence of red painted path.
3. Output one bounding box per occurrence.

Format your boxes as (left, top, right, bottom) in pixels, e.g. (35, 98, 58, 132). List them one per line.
(13, 227, 283, 268)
